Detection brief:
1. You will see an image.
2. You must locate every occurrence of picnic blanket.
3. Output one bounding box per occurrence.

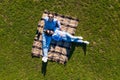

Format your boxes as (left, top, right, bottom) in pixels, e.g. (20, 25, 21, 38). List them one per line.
(32, 10, 79, 64)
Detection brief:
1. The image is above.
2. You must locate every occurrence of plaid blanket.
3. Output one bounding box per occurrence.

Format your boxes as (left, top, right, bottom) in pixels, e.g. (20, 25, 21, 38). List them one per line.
(32, 10, 79, 64)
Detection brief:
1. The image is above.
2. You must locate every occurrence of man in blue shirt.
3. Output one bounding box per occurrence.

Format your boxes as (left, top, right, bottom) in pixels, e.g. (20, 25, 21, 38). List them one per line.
(42, 13, 61, 62)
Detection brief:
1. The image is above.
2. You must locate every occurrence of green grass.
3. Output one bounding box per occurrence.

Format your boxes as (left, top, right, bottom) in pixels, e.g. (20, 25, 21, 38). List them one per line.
(0, 0, 120, 80)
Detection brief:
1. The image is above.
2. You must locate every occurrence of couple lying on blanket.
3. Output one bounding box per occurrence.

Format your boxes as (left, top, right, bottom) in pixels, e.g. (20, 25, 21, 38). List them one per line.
(42, 13, 89, 62)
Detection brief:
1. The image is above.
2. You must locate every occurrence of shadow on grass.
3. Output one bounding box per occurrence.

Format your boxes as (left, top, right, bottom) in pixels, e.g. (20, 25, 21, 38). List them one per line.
(76, 43, 87, 56)
(41, 61, 48, 76)
(68, 43, 87, 60)
(81, 43, 87, 56)
(68, 43, 76, 60)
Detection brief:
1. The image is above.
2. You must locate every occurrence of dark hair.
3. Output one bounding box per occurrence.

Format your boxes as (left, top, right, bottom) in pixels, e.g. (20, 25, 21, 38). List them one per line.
(48, 12, 54, 17)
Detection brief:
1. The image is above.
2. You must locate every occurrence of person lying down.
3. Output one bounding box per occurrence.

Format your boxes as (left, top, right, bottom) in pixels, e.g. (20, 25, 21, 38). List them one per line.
(44, 29, 90, 45)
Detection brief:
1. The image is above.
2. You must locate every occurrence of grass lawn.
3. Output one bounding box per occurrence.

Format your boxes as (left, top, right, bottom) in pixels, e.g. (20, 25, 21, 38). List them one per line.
(0, 0, 120, 80)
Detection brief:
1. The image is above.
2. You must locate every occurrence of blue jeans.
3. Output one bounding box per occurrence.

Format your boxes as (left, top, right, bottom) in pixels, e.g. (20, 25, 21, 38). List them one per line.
(62, 32, 84, 43)
(42, 33, 52, 57)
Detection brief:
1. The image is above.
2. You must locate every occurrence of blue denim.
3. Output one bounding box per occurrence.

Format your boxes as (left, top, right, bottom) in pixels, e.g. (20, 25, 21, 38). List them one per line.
(42, 17, 61, 57)
(43, 17, 61, 31)
(52, 30, 84, 43)
(62, 32, 84, 43)
(42, 33, 52, 57)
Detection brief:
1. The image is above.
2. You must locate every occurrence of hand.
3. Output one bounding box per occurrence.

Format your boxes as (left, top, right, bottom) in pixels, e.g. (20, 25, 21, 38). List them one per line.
(50, 31, 54, 35)
(46, 30, 50, 34)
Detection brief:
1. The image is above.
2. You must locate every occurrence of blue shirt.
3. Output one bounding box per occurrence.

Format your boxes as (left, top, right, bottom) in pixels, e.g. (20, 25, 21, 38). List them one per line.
(43, 17, 61, 31)
(52, 30, 66, 41)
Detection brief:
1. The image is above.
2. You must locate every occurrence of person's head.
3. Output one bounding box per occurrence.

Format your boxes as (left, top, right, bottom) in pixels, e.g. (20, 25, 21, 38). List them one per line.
(48, 13, 54, 21)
